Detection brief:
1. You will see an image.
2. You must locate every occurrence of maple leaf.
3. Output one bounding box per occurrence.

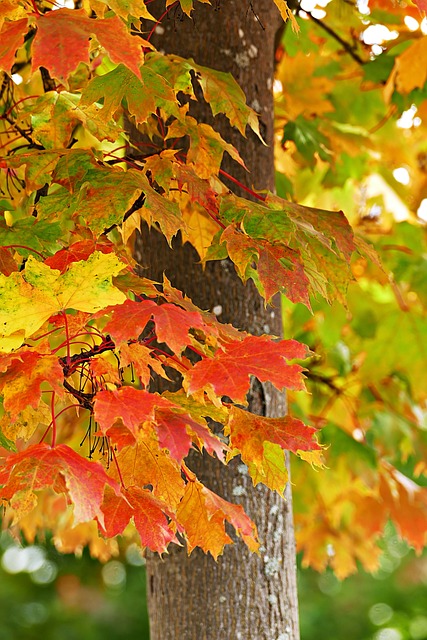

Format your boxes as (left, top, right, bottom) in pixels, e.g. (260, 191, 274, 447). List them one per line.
(180, 200, 221, 261)
(0, 248, 18, 276)
(0, 17, 28, 73)
(380, 463, 427, 552)
(112, 271, 160, 298)
(220, 225, 311, 306)
(100, 299, 157, 344)
(154, 409, 194, 463)
(25, 92, 84, 149)
(0, 252, 126, 351)
(0, 350, 64, 419)
(0, 443, 121, 527)
(162, 277, 241, 342)
(0, 217, 63, 258)
(44, 239, 114, 273)
(177, 472, 258, 558)
(225, 406, 321, 493)
(0, 1, 28, 31)
(32, 9, 144, 83)
(141, 179, 185, 244)
(96, 0, 155, 20)
(112, 434, 185, 509)
(81, 63, 177, 125)
(174, 0, 194, 17)
(93, 387, 170, 439)
(103, 298, 209, 353)
(101, 486, 179, 553)
(162, 391, 228, 459)
(93, 386, 223, 461)
(144, 52, 195, 98)
(190, 60, 262, 138)
(167, 117, 245, 178)
(186, 335, 308, 403)
(175, 162, 220, 218)
(273, 0, 299, 31)
(0, 403, 51, 443)
(5, 150, 64, 192)
(257, 241, 310, 305)
(155, 407, 227, 463)
(247, 441, 290, 496)
(119, 342, 166, 387)
(52, 154, 146, 236)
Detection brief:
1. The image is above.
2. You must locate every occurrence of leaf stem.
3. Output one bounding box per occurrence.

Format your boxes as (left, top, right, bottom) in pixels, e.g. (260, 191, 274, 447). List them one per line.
(61, 311, 71, 365)
(30, 0, 41, 15)
(219, 169, 266, 202)
(40, 403, 83, 444)
(146, 1, 179, 42)
(50, 391, 57, 447)
(111, 446, 126, 489)
(30, 326, 62, 342)
(2, 95, 40, 119)
(2, 244, 45, 258)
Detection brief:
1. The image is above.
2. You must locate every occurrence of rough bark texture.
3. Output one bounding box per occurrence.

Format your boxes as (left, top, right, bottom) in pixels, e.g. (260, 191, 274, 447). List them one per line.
(132, 1, 300, 638)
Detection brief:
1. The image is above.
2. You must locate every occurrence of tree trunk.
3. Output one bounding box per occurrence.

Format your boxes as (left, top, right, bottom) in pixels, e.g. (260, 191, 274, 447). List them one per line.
(133, 1, 300, 638)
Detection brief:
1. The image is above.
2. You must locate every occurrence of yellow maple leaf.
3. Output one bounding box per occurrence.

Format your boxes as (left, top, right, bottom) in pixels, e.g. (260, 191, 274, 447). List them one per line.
(276, 52, 334, 120)
(0, 252, 126, 352)
(273, 0, 300, 32)
(385, 37, 427, 100)
(181, 199, 220, 261)
(0, 402, 51, 441)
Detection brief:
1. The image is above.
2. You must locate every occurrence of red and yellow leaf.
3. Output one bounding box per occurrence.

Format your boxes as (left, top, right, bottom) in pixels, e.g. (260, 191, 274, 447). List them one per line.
(101, 486, 179, 553)
(177, 472, 258, 558)
(0, 350, 64, 419)
(186, 335, 308, 403)
(225, 406, 321, 493)
(0, 443, 121, 527)
(33, 9, 144, 83)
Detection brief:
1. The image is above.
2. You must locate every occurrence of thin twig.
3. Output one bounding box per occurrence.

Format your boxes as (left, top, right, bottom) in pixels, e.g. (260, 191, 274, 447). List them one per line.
(305, 11, 365, 66)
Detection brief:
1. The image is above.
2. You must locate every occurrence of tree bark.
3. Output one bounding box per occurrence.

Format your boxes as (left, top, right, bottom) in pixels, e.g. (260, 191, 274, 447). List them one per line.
(133, 1, 300, 638)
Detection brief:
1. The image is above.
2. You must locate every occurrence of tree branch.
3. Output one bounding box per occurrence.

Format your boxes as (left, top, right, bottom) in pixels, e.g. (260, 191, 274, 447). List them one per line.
(305, 11, 366, 66)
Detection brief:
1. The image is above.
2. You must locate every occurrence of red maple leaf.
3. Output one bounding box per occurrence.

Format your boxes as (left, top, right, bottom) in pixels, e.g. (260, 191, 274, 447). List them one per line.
(103, 299, 210, 352)
(93, 387, 171, 438)
(44, 240, 114, 274)
(186, 335, 308, 403)
(0, 18, 28, 74)
(155, 408, 226, 462)
(101, 299, 157, 344)
(227, 406, 321, 460)
(32, 9, 144, 82)
(257, 241, 311, 306)
(101, 486, 179, 553)
(119, 342, 166, 388)
(0, 443, 121, 527)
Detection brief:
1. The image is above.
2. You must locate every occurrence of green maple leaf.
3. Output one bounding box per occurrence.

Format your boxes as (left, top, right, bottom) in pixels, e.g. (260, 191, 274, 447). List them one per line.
(0, 218, 63, 257)
(81, 64, 178, 125)
(52, 152, 143, 235)
(190, 60, 262, 138)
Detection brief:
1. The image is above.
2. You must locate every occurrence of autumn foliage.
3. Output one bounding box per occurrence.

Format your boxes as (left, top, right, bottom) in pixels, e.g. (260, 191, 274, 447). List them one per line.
(1, 0, 427, 578)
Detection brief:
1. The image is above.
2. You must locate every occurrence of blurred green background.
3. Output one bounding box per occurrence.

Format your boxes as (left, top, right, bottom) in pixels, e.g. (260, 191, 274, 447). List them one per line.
(1, 522, 426, 640)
